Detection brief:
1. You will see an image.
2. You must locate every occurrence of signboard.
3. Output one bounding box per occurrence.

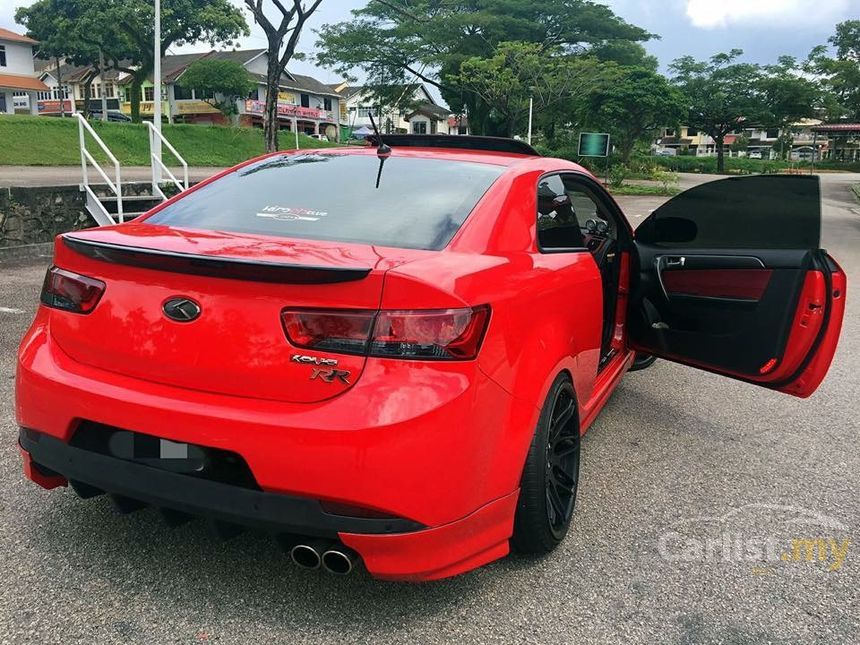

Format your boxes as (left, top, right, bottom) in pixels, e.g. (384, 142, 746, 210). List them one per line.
(37, 99, 74, 114)
(175, 100, 220, 115)
(243, 100, 332, 121)
(120, 101, 168, 116)
(578, 132, 611, 157)
(278, 91, 297, 104)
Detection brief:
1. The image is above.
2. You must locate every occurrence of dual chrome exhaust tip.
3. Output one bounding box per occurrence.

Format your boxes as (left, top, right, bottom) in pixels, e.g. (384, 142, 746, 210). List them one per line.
(289, 540, 358, 575)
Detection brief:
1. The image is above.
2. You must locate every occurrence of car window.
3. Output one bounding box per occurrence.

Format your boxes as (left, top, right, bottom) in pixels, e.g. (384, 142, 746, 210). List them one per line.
(537, 174, 601, 250)
(636, 175, 821, 249)
(145, 154, 505, 251)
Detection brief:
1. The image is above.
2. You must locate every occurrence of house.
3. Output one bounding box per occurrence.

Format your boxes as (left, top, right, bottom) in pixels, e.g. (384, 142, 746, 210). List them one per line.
(655, 120, 826, 159)
(331, 82, 468, 137)
(114, 49, 342, 138)
(655, 126, 716, 156)
(810, 123, 860, 162)
(35, 59, 121, 115)
(0, 28, 49, 115)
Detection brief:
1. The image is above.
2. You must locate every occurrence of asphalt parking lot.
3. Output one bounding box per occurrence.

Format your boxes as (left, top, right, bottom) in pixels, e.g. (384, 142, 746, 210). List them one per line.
(0, 174, 858, 644)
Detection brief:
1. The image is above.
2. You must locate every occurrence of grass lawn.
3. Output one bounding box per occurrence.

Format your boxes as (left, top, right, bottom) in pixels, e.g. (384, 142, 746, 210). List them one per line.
(608, 183, 680, 196)
(0, 114, 340, 166)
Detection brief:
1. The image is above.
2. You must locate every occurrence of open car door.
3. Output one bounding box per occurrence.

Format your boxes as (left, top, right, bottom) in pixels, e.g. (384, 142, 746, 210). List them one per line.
(628, 175, 845, 398)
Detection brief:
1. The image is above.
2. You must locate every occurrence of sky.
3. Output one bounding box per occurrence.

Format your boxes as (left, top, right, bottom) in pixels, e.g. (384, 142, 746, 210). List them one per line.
(0, 0, 855, 84)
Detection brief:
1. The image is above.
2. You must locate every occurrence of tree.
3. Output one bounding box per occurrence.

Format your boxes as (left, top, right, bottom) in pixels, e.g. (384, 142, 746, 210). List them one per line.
(453, 42, 607, 138)
(180, 58, 254, 123)
(757, 56, 818, 130)
(807, 20, 860, 121)
(316, 0, 653, 136)
(729, 133, 750, 153)
(585, 66, 686, 163)
(15, 0, 103, 117)
(590, 40, 658, 71)
(244, 1, 324, 153)
(81, 0, 248, 123)
(670, 50, 763, 173)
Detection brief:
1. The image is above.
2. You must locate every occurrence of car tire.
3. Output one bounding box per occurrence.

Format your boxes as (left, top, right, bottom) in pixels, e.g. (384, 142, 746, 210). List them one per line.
(511, 373, 581, 554)
(628, 352, 658, 372)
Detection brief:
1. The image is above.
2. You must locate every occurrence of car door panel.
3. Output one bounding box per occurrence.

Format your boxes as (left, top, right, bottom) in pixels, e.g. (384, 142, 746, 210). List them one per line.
(627, 175, 844, 398)
(662, 268, 773, 301)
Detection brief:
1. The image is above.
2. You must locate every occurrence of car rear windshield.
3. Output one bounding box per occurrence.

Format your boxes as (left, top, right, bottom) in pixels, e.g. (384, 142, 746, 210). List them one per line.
(145, 153, 505, 250)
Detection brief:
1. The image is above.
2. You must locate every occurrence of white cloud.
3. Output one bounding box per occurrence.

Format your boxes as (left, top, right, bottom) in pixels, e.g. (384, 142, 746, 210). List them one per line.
(685, 0, 852, 29)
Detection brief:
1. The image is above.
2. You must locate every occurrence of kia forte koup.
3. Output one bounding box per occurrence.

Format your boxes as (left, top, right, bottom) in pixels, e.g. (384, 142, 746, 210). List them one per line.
(16, 136, 846, 581)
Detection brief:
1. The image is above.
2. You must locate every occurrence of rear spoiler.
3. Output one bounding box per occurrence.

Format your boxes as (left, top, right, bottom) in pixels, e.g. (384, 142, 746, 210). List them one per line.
(62, 235, 372, 284)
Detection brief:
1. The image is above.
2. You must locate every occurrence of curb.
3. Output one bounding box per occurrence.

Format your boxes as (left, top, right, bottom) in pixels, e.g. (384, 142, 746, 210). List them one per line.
(0, 242, 53, 265)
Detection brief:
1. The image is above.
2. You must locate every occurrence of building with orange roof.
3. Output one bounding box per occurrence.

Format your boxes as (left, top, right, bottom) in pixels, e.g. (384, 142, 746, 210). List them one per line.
(0, 27, 48, 115)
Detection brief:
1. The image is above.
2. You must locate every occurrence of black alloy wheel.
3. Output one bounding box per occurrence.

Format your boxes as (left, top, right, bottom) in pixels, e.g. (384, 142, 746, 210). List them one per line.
(512, 374, 581, 553)
(544, 386, 580, 539)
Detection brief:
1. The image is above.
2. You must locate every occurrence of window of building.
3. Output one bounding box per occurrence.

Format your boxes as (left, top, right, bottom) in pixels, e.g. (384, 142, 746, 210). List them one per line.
(0, 45, 6, 67)
(686, 127, 699, 136)
(196, 88, 214, 100)
(357, 106, 374, 117)
(412, 121, 428, 134)
(300, 93, 310, 108)
(144, 86, 155, 101)
(174, 84, 193, 100)
(247, 87, 259, 100)
(37, 90, 51, 101)
(664, 128, 675, 137)
(323, 97, 332, 111)
(766, 128, 780, 139)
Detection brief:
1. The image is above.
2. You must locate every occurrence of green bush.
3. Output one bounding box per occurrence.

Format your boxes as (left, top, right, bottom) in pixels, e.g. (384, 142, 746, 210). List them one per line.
(645, 154, 860, 175)
(608, 164, 627, 188)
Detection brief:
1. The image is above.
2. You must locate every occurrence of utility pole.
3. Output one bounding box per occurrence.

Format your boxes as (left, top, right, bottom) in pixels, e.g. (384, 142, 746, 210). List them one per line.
(98, 50, 108, 122)
(527, 96, 533, 145)
(153, 0, 163, 182)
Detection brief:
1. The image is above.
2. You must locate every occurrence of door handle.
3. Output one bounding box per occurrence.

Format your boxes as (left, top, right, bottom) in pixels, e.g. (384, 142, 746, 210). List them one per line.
(655, 256, 686, 301)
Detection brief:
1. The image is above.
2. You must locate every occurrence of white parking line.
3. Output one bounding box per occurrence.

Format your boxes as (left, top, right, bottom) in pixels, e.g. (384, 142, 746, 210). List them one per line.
(0, 307, 25, 314)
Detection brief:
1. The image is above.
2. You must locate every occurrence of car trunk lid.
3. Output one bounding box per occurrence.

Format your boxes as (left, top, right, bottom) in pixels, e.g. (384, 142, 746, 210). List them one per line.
(48, 224, 404, 403)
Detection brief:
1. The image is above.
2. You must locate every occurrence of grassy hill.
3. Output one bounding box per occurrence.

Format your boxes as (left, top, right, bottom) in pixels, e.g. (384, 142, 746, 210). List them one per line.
(0, 114, 340, 166)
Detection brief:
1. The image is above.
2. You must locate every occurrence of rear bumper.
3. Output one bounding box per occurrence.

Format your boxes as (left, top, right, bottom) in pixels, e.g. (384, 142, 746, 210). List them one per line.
(18, 427, 423, 537)
(16, 314, 537, 580)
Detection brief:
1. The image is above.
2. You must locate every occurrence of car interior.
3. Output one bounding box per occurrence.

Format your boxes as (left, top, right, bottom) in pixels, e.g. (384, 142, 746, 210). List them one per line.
(537, 174, 628, 366)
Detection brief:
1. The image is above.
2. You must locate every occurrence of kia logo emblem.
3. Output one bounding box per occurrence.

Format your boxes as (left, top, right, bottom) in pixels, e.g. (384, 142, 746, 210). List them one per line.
(162, 297, 201, 322)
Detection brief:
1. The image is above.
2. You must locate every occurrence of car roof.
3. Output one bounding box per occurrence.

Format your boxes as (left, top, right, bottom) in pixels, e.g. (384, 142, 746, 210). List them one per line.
(274, 145, 592, 175)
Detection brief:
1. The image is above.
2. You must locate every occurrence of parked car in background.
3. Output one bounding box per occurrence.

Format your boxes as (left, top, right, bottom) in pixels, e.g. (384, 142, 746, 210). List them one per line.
(88, 109, 132, 123)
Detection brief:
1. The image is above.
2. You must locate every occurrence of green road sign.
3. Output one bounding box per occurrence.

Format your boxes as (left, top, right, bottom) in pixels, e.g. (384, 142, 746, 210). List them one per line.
(579, 132, 611, 157)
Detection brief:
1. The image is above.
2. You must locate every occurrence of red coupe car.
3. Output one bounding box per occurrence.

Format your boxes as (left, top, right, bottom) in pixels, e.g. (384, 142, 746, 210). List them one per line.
(16, 136, 846, 581)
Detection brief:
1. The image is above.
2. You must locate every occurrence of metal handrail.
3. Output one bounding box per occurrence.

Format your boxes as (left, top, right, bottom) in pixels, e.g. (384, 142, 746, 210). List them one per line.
(146, 121, 189, 198)
(76, 113, 122, 222)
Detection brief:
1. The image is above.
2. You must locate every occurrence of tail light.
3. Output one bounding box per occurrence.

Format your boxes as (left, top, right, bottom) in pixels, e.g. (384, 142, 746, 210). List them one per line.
(40, 266, 105, 314)
(281, 305, 490, 360)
